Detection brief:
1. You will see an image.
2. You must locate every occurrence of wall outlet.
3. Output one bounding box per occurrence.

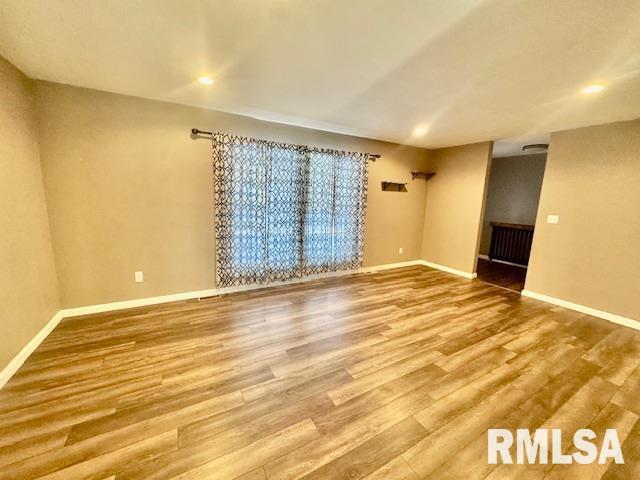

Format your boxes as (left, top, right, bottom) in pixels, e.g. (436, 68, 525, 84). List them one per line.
(547, 214, 560, 224)
(398, 247, 404, 255)
(134, 271, 144, 283)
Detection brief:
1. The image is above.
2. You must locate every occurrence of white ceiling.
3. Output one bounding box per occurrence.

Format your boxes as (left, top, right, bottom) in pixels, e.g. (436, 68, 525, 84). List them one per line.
(1, 0, 640, 149)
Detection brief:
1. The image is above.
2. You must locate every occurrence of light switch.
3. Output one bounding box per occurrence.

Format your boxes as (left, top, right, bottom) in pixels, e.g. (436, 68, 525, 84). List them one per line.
(547, 214, 559, 224)
(398, 247, 404, 255)
(134, 271, 144, 283)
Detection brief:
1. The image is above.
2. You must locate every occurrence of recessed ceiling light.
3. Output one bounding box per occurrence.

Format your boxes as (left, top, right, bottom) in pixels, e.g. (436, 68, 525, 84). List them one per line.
(413, 126, 428, 137)
(581, 84, 605, 94)
(197, 76, 214, 85)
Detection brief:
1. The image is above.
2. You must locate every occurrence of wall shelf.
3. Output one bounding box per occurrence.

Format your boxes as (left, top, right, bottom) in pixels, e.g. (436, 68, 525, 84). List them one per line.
(411, 171, 436, 181)
(381, 181, 407, 192)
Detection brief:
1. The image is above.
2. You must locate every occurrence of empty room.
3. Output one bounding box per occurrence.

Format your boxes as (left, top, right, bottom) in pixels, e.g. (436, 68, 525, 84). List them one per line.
(1, 1, 640, 479)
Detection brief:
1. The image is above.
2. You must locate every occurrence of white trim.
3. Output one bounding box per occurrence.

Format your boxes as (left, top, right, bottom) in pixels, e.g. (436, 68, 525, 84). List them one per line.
(419, 260, 477, 279)
(0, 258, 475, 389)
(59, 260, 427, 318)
(60, 288, 220, 318)
(360, 260, 423, 273)
(477, 254, 527, 269)
(0, 311, 64, 389)
(57, 259, 479, 319)
(215, 260, 427, 295)
(521, 290, 640, 331)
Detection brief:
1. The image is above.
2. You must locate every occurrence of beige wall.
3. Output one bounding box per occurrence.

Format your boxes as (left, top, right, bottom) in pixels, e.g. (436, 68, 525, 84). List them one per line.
(479, 154, 546, 254)
(0, 58, 60, 370)
(420, 142, 493, 274)
(35, 82, 431, 308)
(3, 50, 639, 375)
(525, 119, 640, 320)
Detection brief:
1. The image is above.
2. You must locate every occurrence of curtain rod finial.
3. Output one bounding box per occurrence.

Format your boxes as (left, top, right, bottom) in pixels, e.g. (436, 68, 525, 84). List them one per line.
(192, 128, 214, 136)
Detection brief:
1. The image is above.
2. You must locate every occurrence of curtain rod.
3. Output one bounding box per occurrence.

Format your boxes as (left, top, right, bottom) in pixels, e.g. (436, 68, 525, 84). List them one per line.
(191, 128, 380, 161)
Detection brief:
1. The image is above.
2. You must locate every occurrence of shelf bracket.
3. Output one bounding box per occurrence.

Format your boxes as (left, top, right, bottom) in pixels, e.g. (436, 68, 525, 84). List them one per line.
(411, 171, 436, 181)
(381, 181, 407, 192)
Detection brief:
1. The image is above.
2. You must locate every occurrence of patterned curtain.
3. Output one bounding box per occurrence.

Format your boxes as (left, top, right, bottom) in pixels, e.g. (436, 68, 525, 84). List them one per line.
(212, 132, 368, 287)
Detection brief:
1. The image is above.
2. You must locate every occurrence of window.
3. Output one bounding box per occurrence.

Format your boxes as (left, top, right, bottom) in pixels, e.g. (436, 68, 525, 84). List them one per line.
(213, 133, 368, 287)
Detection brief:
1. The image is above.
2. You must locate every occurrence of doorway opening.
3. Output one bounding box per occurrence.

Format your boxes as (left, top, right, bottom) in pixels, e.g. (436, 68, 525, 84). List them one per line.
(477, 135, 548, 292)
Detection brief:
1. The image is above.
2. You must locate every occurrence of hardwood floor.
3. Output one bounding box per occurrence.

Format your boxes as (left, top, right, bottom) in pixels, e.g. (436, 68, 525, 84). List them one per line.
(476, 258, 527, 292)
(1, 265, 639, 479)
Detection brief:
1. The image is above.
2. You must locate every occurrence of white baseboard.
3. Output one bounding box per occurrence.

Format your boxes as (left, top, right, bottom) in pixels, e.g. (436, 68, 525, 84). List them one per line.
(1, 260, 426, 388)
(0, 258, 473, 389)
(59, 258, 476, 318)
(360, 260, 424, 273)
(521, 290, 640, 332)
(419, 260, 477, 279)
(214, 260, 427, 296)
(60, 288, 221, 318)
(60, 260, 476, 318)
(60, 260, 427, 318)
(53, 259, 475, 321)
(0, 311, 64, 389)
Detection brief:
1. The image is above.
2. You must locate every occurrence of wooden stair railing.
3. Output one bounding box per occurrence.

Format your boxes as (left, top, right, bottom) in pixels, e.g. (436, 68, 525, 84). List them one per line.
(488, 222, 535, 266)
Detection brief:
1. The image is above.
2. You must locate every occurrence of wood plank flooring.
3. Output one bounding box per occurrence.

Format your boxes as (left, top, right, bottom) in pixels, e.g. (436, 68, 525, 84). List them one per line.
(476, 258, 527, 292)
(1, 265, 639, 479)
